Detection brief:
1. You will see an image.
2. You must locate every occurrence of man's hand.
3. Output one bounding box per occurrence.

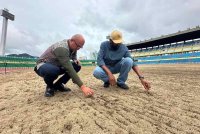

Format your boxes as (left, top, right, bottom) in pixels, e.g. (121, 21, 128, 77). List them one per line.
(101, 65, 116, 86)
(140, 79, 151, 91)
(108, 73, 116, 86)
(81, 85, 94, 97)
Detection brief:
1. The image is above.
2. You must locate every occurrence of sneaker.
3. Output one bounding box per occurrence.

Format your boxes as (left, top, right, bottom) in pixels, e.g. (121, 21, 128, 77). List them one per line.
(45, 86, 55, 97)
(103, 81, 110, 88)
(54, 84, 71, 92)
(117, 83, 129, 90)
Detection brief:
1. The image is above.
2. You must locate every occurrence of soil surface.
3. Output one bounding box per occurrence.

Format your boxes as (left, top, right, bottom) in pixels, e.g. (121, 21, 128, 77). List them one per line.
(0, 64, 200, 134)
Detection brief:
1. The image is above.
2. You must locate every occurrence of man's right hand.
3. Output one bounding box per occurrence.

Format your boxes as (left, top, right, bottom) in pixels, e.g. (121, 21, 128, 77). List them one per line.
(81, 85, 94, 97)
(101, 65, 116, 86)
(140, 79, 151, 91)
(108, 73, 116, 86)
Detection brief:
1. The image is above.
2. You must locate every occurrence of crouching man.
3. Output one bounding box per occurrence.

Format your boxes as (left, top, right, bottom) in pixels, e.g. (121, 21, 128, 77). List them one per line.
(34, 34, 94, 97)
(93, 30, 151, 90)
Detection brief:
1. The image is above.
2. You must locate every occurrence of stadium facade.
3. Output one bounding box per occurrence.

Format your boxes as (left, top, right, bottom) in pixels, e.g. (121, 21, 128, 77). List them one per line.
(127, 26, 200, 64)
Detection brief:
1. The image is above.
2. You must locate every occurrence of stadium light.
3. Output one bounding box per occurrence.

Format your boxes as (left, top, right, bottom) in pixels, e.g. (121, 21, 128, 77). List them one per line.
(0, 8, 15, 56)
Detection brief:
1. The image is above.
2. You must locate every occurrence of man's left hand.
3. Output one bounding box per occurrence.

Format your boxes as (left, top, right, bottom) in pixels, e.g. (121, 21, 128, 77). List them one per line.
(140, 79, 151, 91)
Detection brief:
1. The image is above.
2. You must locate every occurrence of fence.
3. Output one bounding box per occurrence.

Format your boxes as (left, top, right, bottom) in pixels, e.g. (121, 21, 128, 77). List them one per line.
(0, 56, 97, 73)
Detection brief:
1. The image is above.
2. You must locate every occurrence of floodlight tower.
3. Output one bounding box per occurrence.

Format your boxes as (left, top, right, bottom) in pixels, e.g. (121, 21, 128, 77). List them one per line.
(0, 8, 15, 56)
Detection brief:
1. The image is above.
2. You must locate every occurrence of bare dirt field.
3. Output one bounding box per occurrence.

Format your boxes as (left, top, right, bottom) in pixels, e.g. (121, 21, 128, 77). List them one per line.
(0, 64, 200, 134)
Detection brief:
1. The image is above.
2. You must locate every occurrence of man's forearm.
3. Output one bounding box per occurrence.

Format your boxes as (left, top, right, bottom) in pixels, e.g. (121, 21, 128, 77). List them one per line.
(63, 61, 83, 87)
(132, 66, 144, 78)
(101, 65, 112, 75)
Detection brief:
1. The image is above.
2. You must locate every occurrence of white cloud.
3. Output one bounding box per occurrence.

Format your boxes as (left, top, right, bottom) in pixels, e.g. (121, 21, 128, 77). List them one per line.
(0, 0, 200, 58)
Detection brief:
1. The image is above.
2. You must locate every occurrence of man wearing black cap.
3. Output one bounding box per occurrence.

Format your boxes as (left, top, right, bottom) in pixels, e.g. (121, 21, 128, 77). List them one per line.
(93, 30, 151, 90)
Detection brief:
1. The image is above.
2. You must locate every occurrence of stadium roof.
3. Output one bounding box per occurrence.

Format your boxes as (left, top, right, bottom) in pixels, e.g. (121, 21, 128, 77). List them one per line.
(127, 26, 200, 50)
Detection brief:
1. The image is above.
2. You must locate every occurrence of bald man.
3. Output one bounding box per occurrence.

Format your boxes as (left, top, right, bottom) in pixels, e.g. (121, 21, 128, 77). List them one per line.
(34, 34, 94, 97)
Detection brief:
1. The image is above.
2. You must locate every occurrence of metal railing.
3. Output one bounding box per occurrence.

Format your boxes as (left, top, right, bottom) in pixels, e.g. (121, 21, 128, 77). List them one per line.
(0, 56, 97, 74)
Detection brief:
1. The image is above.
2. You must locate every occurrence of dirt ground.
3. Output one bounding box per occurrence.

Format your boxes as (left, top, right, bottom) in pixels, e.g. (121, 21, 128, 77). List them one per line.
(0, 64, 200, 134)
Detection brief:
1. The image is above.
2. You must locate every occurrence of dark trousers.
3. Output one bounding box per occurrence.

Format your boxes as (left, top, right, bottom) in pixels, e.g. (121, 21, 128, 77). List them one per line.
(34, 62, 81, 88)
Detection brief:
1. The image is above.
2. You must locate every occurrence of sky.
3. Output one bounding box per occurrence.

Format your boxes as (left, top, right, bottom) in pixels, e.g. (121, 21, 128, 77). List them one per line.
(0, 0, 200, 58)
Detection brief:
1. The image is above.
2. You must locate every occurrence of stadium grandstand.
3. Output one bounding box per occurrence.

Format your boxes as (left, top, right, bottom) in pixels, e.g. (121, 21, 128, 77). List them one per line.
(127, 26, 200, 64)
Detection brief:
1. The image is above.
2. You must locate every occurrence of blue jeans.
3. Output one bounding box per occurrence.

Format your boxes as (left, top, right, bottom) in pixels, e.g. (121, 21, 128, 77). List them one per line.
(35, 62, 81, 88)
(93, 57, 133, 85)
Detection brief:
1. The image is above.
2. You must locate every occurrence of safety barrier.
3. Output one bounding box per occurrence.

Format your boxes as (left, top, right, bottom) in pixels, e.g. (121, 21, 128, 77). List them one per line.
(0, 56, 97, 73)
(80, 60, 96, 66)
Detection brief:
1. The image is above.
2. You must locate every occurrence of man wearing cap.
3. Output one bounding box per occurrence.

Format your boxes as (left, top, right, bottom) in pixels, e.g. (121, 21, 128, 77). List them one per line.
(34, 34, 94, 97)
(93, 30, 151, 90)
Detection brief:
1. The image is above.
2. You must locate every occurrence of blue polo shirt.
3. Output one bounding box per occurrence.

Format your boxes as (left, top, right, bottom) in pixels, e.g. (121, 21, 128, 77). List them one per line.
(97, 41, 137, 67)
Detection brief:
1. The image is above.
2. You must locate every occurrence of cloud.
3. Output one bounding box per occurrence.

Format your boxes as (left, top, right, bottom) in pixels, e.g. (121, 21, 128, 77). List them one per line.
(1, 23, 42, 56)
(0, 0, 200, 58)
(115, 0, 200, 40)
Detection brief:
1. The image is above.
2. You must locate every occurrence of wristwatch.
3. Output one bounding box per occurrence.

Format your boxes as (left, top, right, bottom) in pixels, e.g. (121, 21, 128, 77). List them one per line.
(139, 76, 144, 79)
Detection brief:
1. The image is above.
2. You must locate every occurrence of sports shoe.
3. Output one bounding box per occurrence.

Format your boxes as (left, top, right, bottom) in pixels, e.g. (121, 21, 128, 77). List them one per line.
(117, 83, 129, 90)
(103, 81, 110, 88)
(54, 84, 71, 92)
(45, 86, 55, 97)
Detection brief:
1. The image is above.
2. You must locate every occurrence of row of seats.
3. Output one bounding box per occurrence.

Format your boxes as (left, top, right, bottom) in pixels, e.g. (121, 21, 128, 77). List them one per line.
(137, 58, 200, 64)
(134, 51, 200, 64)
(136, 52, 200, 61)
(131, 42, 200, 57)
